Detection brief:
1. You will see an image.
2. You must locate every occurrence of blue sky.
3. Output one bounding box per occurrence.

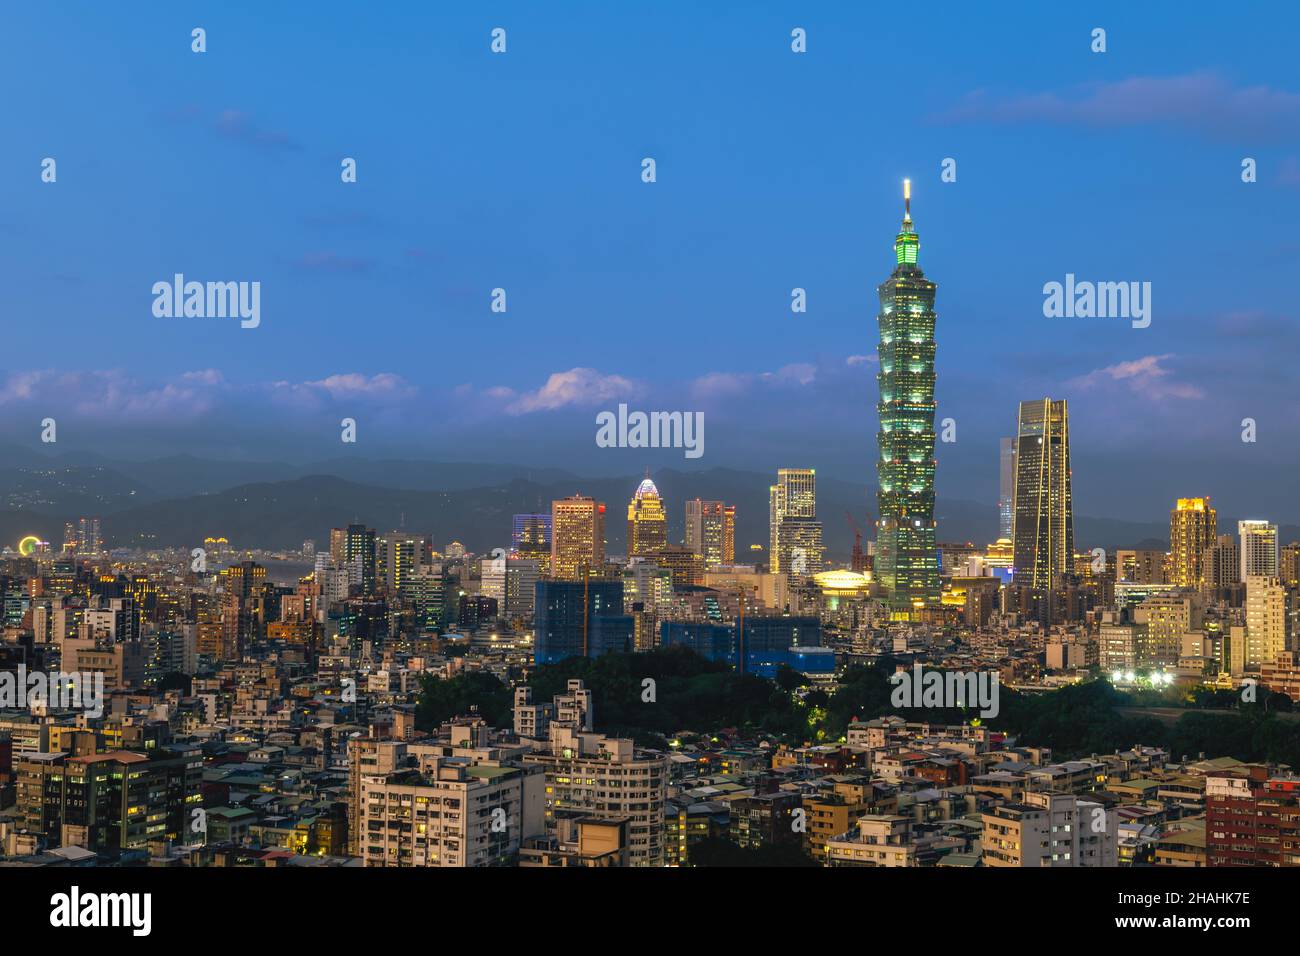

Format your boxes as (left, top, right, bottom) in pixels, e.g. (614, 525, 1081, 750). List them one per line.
(2, 1, 1298, 522)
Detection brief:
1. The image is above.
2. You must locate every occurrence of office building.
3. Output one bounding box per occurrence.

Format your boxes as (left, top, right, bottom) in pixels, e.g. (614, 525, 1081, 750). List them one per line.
(1011, 398, 1074, 599)
(512, 514, 552, 572)
(551, 496, 606, 580)
(875, 180, 941, 614)
(685, 499, 735, 569)
(533, 580, 631, 664)
(627, 477, 668, 558)
(1240, 520, 1279, 580)
(998, 437, 1016, 541)
(769, 468, 824, 576)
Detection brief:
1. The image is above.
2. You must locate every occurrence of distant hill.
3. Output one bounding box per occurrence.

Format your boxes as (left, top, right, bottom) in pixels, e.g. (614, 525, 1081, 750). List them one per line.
(0, 456, 1294, 559)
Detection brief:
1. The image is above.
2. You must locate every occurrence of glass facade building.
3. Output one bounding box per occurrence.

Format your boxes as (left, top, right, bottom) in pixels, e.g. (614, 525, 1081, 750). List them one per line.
(875, 181, 941, 614)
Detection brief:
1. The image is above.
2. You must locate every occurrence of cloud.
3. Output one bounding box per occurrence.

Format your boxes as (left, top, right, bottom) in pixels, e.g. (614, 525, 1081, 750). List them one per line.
(1068, 354, 1205, 401)
(0, 370, 219, 420)
(505, 368, 638, 414)
(936, 73, 1300, 140)
(179, 369, 225, 386)
(846, 354, 878, 366)
(691, 362, 818, 399)
(213, 109, 302, 151)
(272, 373, 415, 405)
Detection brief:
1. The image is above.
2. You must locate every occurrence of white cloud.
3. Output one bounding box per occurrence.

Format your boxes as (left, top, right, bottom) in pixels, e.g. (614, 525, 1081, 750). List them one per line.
(505, 368, 638, 414)
(1068, 354, 1205, 401)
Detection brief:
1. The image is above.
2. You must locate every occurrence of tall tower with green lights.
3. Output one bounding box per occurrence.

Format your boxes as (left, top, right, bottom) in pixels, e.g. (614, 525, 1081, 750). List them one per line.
(875, 179, 941, 616)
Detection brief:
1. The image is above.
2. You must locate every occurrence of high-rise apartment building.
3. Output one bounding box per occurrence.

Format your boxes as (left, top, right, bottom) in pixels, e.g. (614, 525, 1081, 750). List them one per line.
(1206, 767, 1300, 867)
(62, 517, 102, 555)
(1245, 576, 1291, 668)
(875, 181, 941, 615)
(1135, 593, 1202, 666)
(352, 738, 546, 867)
(550, 496, 606, 580)
(1203, 535, 1242, 591)
(522, 722, 667, 867)
(1115, 549, 1167, 585)
(334, 524, 377, 594)
(1281, 542, 1300, 589)
(982, 790, 1117, 867)
(685, 499, 735, 569)
(377, 531, 422, 593)
(627, 477, 668, 558)
(16, 746, 202, 854)
(1169, 497, 1216, 588)
(1011, 398, 1074, 597)
(1239, 520, 1279, 580)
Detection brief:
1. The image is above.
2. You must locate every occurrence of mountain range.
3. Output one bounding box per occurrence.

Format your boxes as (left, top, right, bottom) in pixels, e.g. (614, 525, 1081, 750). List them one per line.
(2, 453, 1292, 559)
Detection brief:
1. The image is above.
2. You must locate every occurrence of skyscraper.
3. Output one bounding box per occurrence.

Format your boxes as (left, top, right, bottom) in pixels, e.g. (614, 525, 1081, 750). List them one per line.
(998, 438, 1016, 541)
(551, 496, 606, 580)
(512, 513, 552, 571)
(344, 524, 377, 594)
(685, 499, 735, 569)
(377, 531, 422, 593)
(1245, 576, 1290, 668)
(627, 477, 668, 558)
(1011, 398, 1074, 595)
(1169, 497, 1217, 588)
(1239, 520, 1279, 579)
(769, 468, 823, 575)
(533, 579, 631, 663)
(875, 180, 940, 613)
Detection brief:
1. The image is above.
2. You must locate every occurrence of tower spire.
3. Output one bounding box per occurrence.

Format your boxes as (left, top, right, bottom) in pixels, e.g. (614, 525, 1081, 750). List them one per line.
(894, 178, 919, 265)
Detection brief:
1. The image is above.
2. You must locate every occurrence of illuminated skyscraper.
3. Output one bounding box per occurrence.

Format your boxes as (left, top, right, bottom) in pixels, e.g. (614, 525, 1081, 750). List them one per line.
(685, 499, 735, 569)
(512, 513, 552, 572)
(769, 468, 822, 575)
(1203, 535, 1241, 591)
(998, 438, 1016, 541)
(551, 496, 606, 580)
(1011, 398, 1074, 595)
(875, 180, 940, 613)
(1281, 542, 1300, 589)
(344, 524, 377, 594)
(627, 477, 668, 558)
(1239, 520, 1279, 579)
(1170, 497, 1217, 588)
(377, 531, 421, 593)
(1245, 576, 1290, 668)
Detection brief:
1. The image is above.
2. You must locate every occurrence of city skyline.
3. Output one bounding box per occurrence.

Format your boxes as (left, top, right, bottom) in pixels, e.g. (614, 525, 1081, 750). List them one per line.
(3, 4, 1299, 526)
(5, 1, 1300, 903)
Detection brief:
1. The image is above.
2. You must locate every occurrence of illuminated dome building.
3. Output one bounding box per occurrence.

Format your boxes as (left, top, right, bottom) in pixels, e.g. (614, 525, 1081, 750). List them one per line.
(811, 569, 877, 629)
(627, 476, 668, 558)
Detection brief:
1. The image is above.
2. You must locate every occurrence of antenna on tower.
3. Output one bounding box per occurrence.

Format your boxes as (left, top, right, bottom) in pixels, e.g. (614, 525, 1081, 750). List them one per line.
(903, 178, 911, 221)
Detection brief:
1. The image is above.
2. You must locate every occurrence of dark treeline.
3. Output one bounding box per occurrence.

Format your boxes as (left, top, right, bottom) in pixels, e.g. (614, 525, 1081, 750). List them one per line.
(415, 649, 1300, 766)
